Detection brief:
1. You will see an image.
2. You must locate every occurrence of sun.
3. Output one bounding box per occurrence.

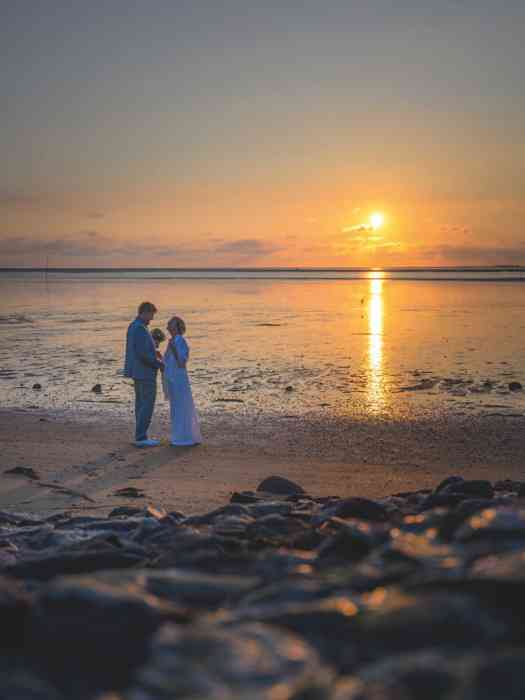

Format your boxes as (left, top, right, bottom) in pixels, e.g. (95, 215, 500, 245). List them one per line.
(370, 212, 384, 229)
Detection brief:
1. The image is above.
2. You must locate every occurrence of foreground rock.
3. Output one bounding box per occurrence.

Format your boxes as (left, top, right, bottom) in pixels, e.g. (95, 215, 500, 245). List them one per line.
(1, 474, 525, 698)
(119, 623, 334, 699)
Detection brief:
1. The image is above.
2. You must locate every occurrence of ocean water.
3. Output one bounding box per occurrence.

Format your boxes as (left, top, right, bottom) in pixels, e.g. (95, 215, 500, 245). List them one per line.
(1, 268, 525, 422)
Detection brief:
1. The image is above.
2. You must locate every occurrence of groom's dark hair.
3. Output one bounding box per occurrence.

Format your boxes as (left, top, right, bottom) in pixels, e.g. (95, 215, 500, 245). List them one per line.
(138, 301, 157, 314)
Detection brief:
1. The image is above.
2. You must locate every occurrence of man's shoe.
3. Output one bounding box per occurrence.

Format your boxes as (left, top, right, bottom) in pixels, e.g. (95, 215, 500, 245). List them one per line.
(134, 438, 161, 447)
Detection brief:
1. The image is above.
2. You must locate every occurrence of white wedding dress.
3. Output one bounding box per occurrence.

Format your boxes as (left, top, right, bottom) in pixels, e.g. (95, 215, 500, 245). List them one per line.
(162, 335, 202, 446)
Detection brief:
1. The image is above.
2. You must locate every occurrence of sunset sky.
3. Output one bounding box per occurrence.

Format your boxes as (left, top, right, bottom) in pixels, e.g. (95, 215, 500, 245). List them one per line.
(2, 1, 525, 267)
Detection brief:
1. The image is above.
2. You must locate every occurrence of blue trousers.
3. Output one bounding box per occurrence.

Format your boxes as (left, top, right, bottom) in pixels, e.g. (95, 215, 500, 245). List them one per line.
(134, 380, 157, 441)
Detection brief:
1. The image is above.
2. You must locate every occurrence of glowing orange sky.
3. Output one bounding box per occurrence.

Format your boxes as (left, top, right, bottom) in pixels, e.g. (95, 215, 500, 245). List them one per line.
(2, 2, 525, 267)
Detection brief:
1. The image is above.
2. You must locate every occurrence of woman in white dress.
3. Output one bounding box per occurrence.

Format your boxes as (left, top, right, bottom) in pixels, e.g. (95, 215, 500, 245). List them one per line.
(163, 316, 202, 446)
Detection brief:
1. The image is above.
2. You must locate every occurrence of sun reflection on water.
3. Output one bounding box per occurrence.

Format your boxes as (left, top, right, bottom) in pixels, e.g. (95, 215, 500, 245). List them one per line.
(367, 272, 386, 413)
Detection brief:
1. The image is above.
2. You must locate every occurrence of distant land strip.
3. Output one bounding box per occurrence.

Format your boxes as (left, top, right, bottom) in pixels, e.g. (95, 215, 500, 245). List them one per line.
(2, 266, 525, 273)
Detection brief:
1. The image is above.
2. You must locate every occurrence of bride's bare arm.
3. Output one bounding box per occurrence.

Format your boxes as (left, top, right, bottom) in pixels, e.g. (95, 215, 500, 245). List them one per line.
(171, 337, 187, 368)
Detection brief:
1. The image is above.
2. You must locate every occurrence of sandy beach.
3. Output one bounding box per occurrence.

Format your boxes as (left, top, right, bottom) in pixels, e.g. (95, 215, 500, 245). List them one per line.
(2, 406, 524, 518)
(2, 272, 525, 523)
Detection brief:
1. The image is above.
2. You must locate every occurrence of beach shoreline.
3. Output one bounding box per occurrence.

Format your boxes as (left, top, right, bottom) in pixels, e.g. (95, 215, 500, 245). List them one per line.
(1, 406, 524, 518)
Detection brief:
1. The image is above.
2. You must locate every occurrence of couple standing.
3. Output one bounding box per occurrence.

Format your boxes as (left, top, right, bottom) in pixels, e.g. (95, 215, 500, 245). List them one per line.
(124, 301, 202, 447)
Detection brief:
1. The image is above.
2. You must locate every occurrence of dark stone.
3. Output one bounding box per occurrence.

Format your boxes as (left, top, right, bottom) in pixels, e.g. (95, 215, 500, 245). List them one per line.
(4, 466, 40, 480)
(113, 487, 144, 498)
(32, 383, 42, 390)
(438, 499, 496, 540)
(357, 590, 509, 664)
(508, 381, 522, 391)
(470, 548, 525, 585)
(91, 383, 102, 393)
(421, 493, 467, 510)
(449, 480, 494, 499)
(246, 513, 309, 544)
(217, 600, 361, 672)
(494, 479, 523, 493)
(239, 579, 332, 609)
(286, 492, 314, 503)
(339, 557, 422, 593)
(320, 497, 389, 523)
(146, 527, 256, 574)
(256, 476, 305, 496)
(332, 651, 459, 700)
(125, 622, 334, 699)
(0, 576, 33, 650)
(0, 511, 45, 527)
(143, 569, 260, 610)
(26, 577, 173, 694)
(462, 651, 525, 700)
(6, 538, 146, 581)
(166, 510, 185, 522)
(183, 503, 251, 526)
(109, 506, 143, 518)
(392, 488, 432, 499)
(204, 514, 252, 540)
(285, 385, 294, 392)
(288, 528, 323, 550)
(409, 554, 525, 638)
(246, 502, 293, 518)
(400, 509, 449, 535)
(0, 669, 64, 700)
(424, 479, 494, 509)
(317, 524, 373, 563)
(435, 476, 465, 493)
(230, 490, 260, 504)
(384, 530, 459, 568)
(455, 507, 525, 543)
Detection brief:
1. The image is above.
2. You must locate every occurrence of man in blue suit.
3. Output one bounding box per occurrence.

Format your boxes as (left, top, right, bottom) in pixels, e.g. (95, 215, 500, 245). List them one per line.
(124, 301, 164, 447)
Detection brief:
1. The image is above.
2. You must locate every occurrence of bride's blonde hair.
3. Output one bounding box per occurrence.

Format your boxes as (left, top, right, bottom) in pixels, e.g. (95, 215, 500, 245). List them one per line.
(168, 316, 186, 335)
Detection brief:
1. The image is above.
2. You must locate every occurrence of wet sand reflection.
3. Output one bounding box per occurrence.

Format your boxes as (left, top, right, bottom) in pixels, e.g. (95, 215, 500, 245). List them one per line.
(367, 273, 386, 413)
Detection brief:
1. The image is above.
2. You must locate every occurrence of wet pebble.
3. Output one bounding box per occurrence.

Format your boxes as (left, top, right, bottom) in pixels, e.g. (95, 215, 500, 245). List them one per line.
(332, 651, 460, 700)
(256, 475, 305, 495)
(123, 622, 334, 699)
(315, 497, 389, 525)
(113, 487, 144, 499)
(4, 466, 41, 480)
(26, 575, 183, 695)
(455, 507, 525, 543)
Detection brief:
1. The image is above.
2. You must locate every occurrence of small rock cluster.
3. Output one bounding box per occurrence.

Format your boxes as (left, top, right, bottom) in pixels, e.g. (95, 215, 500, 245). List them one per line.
(2, 474, 525, 699)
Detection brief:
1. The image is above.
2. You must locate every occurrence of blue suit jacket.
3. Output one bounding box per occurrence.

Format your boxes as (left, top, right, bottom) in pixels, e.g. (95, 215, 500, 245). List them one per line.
(124, 318, 162, 381)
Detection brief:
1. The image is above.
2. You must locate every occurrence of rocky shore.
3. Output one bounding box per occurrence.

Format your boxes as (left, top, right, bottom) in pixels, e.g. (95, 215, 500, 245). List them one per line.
(2, 474, 525, 699)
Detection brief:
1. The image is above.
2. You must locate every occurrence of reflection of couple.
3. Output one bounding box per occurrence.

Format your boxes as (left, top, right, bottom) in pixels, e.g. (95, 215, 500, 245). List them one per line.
(124, 301, 202, 447)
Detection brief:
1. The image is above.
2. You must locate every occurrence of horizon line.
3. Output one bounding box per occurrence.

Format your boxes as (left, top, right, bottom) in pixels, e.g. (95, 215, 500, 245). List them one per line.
(1, 265, 525, 273)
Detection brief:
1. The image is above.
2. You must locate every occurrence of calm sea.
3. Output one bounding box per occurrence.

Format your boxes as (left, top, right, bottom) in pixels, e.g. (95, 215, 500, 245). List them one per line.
(1, 268, 525, 422)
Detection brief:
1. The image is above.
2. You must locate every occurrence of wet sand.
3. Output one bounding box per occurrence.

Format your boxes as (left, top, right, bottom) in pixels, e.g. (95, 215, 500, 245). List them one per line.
(1, 407, 524, 518)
